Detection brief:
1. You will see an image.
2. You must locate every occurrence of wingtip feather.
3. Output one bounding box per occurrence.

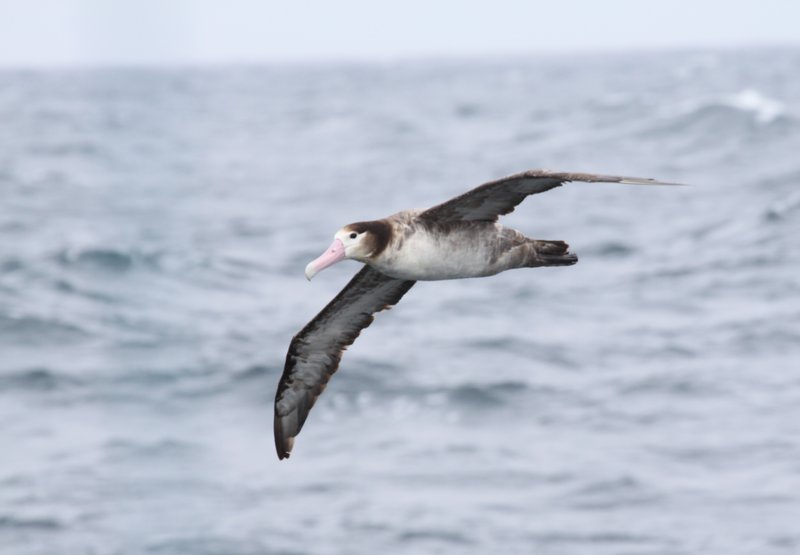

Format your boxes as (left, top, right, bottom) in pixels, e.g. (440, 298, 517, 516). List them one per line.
(617, 177, 687, 186)
(274, 412, 295, 460)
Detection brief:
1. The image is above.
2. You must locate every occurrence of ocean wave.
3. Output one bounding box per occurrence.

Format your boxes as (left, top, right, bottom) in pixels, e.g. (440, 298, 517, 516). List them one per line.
(584, 241, 636, 258)
(620, 373, 721, 397)
(54, 247, 162, 272)
(398, 528, 473, 545)
(102, 438, 201, 462)
(0, 257, 25, 274)
(527, 530, 661, 547)
(0, 368, 83, 393)
(168, 364, 274, 400)
(447, 381, 528, 408)
(145, 536, 290, 555)
(0, 314, 89, 343)
(559, 475, 662, 511)
(764, 190, 800, 221)
(0, 515, 63, 531)
(638, 89, 795, 139)
(723, 89, 786, 124)
(0, 361, 274, 402)
(683, 89, 791, 127)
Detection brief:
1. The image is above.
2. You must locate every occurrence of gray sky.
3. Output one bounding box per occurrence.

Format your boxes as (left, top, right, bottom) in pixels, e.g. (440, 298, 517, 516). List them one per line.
(1, 0, 798, 68)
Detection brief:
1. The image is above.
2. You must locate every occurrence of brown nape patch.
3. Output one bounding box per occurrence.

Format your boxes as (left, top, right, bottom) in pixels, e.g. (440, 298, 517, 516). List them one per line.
(345, 220, 393, 258)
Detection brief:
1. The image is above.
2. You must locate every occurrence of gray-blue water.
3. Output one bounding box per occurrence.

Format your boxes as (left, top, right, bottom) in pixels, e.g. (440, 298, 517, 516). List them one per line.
(1, 48, 799, 554)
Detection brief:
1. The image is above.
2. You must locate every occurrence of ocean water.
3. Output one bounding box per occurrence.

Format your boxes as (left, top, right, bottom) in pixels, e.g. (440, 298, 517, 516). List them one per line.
(1, 48, 799, 554)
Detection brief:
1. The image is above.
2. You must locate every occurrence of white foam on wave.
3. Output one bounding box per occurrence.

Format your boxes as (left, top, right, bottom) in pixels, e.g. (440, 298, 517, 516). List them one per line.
(659, 88, 790, 129)
(724, 89, 785, 124)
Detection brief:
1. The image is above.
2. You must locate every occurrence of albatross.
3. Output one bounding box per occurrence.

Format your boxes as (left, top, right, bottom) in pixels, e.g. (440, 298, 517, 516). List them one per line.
(274, 169, 678, 459)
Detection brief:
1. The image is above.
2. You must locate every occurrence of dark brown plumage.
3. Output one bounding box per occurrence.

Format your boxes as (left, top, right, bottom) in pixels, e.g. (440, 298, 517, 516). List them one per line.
(419, 170, 673, 223)
(344, 220, 393, 259)
(274, 266, 414, 459)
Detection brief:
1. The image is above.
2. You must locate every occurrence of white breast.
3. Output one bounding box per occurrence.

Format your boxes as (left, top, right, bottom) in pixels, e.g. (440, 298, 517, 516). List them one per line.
(370, 221, 520, 281)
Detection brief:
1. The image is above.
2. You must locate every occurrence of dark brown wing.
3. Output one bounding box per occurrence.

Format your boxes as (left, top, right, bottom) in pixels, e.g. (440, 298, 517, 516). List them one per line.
(274, 265, 415, 459)
(419, 169, 682, 223)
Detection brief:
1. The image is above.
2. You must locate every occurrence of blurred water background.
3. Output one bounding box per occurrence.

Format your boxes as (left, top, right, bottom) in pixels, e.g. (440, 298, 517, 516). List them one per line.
(1, 48, 799, 554)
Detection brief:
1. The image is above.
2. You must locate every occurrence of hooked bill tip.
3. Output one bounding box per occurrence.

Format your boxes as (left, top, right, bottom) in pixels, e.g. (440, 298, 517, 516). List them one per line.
(303, 238, 345, 281)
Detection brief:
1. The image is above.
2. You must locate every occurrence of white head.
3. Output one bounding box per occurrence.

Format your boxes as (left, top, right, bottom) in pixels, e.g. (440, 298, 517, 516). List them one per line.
(304, 220, 391, 280)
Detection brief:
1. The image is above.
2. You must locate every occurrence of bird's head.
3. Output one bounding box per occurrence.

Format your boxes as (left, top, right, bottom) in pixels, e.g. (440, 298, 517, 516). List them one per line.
(304, 220, 391, 280)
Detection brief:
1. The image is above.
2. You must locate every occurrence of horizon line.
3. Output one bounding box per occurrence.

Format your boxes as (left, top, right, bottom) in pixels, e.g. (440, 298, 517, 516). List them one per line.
(0, 41, 797, 72)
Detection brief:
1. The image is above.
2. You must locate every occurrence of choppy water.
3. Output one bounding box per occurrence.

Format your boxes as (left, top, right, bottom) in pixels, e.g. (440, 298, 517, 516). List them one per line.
(1, 48, 799, 554)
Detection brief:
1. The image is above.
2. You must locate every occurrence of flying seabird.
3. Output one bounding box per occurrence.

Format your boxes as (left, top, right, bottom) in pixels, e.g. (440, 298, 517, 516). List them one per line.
(274, 169, 678, 459)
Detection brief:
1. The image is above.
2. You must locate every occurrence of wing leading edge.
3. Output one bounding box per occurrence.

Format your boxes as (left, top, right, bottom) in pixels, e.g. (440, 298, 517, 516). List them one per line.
(420, 169, 682, 223)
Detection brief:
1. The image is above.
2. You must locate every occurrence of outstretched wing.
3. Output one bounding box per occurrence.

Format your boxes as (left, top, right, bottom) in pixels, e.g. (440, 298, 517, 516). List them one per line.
(274, 265, 415, 459)
(420, 169, 682, 223)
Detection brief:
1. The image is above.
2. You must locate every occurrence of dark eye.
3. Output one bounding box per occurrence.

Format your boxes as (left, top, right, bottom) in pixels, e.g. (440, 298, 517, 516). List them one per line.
(349, 232, 357, 239)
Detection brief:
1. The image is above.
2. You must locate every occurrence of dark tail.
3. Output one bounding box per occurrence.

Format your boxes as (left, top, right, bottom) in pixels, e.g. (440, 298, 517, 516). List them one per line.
(531, 240, 578, 266)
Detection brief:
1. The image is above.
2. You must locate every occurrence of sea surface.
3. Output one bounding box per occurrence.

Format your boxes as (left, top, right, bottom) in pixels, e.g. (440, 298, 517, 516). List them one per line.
(1, 48, 799, 555)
